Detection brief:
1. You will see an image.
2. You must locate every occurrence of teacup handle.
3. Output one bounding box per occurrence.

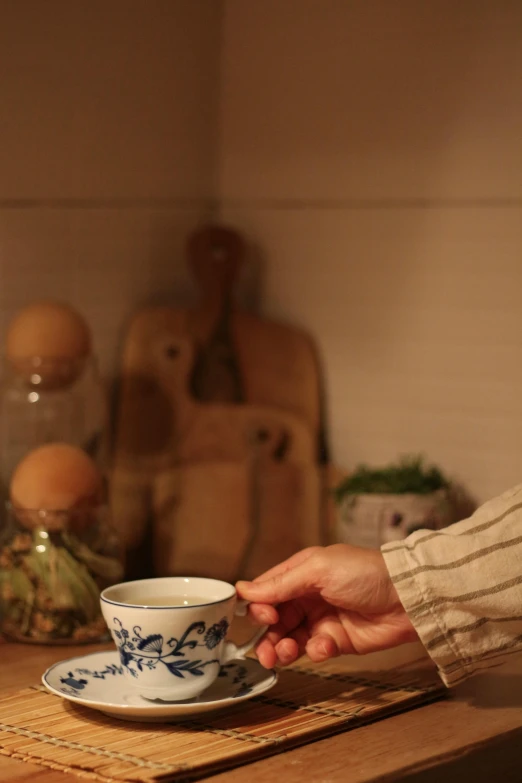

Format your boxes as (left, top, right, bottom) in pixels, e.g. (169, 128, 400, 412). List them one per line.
(222, 599, 269, 664)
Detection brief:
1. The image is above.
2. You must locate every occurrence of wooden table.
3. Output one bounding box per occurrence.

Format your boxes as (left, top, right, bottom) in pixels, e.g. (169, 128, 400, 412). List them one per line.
(1, 635, 522, 783)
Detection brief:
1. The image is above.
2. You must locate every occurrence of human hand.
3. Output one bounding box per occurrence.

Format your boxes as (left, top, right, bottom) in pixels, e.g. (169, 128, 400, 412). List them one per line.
(236, 544, 417, 668)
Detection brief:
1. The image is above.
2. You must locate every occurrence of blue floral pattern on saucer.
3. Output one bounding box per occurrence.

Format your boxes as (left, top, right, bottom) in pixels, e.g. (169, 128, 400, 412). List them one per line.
(59, 663, 123, 693)
(59, 658, 252, 698)
(43, 651, 277, 721)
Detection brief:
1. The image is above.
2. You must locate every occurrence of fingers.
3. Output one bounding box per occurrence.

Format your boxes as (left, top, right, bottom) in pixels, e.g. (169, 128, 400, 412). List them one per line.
(256, 625, 309, 668)
(253, 609, 350, 668)
(257, 627, 342, 668)
(235, 545, 358, 669)
(307, 611, 357, 659)
(260, 609, 354, 667)
(255, 636, 279, 669)
(247, 602, 279, 626)
(250, 601, 307, 668)
(306, 633, 340, 663)
(264, 599, 306, 641)
(239, 552, 317, 631)
(256, 632, 341, 668)
(279, 625, 309, 663)
(274, 637, 300, 666)
(237, 551, 323, 605)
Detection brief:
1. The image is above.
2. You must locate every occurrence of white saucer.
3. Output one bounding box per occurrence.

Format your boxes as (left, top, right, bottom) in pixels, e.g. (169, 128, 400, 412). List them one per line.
(42, 650, 278, 722)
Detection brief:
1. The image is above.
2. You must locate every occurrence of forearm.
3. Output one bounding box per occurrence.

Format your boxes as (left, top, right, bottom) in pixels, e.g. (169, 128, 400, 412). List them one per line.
(382, 482, 522, 686)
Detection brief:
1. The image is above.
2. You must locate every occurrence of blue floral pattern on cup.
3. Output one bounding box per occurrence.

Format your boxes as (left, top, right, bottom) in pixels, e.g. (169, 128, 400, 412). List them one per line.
(110, 616, 229, 679)
(204, 619, 229, 650)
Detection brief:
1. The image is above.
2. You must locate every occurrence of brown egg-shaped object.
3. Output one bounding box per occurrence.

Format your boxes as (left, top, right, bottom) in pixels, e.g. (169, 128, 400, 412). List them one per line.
(10, 443, 104, 532)
(6, 301, 92, 390)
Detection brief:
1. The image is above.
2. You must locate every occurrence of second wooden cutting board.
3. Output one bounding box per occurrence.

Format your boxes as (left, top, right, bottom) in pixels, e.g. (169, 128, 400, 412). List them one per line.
(111, 224, 329, 579)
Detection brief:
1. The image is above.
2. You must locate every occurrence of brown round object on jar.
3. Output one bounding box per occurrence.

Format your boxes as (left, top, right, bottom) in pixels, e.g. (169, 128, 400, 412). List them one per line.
(5, 301, 91, 390)
(10, 443, 104, 532)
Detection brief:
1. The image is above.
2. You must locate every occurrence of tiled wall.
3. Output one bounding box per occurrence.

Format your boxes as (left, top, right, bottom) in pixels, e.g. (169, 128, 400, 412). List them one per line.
(219, 0, 522, 503)
(0, 0, 221, 377)
(2, 1, 521, 505)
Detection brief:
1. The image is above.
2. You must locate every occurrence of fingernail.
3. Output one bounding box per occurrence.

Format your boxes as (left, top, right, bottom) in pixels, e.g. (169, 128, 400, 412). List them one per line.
(236, 580, 257, 592)
(310, 639, 330, 661)
(258, 609, 273, 623)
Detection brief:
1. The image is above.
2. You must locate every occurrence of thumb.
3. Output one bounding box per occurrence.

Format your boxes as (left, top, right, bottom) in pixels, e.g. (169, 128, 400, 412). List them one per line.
(237, 559, 322, 605)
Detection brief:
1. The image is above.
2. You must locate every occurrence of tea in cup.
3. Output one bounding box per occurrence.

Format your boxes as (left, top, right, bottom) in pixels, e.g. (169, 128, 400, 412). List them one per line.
(100, 576, 266, 701)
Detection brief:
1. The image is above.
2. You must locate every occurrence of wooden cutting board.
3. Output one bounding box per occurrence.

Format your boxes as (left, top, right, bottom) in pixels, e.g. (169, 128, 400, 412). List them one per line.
(110, 224, 329, 580)
(151, 414, 323, 582)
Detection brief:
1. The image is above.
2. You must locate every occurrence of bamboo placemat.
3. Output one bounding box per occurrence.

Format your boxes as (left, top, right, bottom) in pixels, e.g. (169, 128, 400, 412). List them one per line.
(0, 660, 445, 783)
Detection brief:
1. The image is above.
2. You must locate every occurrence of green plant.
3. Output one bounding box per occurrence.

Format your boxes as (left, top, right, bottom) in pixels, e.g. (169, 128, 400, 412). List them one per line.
(334, 455, 449, 503)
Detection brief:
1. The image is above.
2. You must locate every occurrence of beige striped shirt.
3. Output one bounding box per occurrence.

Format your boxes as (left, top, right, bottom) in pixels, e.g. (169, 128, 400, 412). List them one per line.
(381, 482, 522, 687)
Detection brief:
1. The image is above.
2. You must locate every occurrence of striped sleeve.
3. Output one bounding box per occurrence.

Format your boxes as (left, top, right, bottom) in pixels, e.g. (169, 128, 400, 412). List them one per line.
(381, 482, 522, 687)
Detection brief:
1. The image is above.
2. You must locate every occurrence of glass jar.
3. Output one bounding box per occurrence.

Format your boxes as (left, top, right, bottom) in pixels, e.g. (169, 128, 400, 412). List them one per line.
(0, 503, 123, 644)
(0, 356, 108, 508)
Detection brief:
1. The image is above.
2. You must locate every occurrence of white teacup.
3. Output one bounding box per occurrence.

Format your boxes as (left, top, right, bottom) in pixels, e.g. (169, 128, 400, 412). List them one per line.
(100, 576, 266, 701)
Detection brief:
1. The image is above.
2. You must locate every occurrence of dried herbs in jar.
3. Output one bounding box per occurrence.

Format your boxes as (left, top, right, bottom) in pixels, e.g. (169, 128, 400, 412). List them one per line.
(0, 505, 123, 643)
(0, 443, 123, 644)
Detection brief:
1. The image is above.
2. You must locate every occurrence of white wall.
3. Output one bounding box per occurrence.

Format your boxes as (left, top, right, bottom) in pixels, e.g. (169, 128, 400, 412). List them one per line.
(1, 0, 521, 505)
(219, 0, 522, 503)
(0, 0, 221, 376)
